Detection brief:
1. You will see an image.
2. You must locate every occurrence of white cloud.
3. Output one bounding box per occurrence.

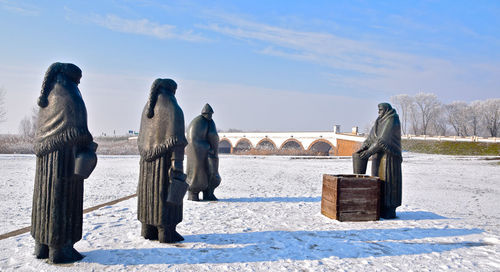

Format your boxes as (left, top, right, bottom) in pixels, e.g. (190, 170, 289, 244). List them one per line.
(0, 0, 40, 16)
(91, 14, 207, 42)
(200, 17, 409, 74)
(200, 14, 500, 100)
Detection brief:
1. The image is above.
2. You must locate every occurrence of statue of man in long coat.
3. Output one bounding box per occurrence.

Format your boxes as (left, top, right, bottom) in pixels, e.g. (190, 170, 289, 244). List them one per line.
(32, 62, 97, 263)
(352, 102, 402, 219)
(137, 78, 188, 243)
(186, 103, 221, 201)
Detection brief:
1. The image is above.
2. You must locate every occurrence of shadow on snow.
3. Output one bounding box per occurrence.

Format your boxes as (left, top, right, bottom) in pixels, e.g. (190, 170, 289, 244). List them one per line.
(389, 211, 449, 220)
(220, 197, 448, 221)
(81, 227, 484, 265)
(220, 196, 321, 203)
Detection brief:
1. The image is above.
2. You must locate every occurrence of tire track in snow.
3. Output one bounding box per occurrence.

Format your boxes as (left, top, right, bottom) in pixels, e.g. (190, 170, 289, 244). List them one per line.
(0, 193, 137, 240)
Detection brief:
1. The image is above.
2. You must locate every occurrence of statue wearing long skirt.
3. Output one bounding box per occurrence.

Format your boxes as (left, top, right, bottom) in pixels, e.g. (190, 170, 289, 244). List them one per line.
(31, 62, 97, 263)
(352, 103, 402, 219)
(186, 104, 221, 201)
(137, 78, 188, 243)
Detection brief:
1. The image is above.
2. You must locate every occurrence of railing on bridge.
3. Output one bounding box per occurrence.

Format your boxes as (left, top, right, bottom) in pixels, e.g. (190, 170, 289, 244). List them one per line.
(218, 131, 365, 156)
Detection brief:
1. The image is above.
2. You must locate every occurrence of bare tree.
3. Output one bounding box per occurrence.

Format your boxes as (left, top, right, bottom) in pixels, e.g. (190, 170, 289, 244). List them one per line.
(445, 101, 470, 136)
(408, 103, 420, 135)
(18, 107, 38, 139)
(19, 116, 33, 138)
(413, 93, 441, 135)
(430, 104, 448, 136)
(481, 98, 500, 137)
(390, 92, 498, 137)
(468, 100, 483, 136)
(390, 94, 413, 135)
(0, 87, 6, 123)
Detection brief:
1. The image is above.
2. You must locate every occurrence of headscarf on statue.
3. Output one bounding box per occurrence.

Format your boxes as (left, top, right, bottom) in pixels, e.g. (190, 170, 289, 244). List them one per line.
(138, 78, 187, 161)
(365, 103, 402, 159)
(34, 63, 93, 156)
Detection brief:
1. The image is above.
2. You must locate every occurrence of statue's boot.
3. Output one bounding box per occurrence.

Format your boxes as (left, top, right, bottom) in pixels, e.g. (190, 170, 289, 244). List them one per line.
(70, 247, 83, 261)
(187, 191, 200, 201)
(141, 223, 158, 240)
(170, 226, 184, 242)
(381, 207, 397, 219)
(49, 244, 83, 264)
(34, 241, 49, 259)
(202, 189, 218, 201)
(158, 226, 184, 243)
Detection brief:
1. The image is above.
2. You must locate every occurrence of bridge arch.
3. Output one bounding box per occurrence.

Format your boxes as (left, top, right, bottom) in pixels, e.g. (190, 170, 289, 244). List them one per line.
(256, 138, 277, 150)
(218, 137, 233, 154)
(307, 139, 336, 156)
(280, 138, 305, 151)
(233, 138, 253, 153)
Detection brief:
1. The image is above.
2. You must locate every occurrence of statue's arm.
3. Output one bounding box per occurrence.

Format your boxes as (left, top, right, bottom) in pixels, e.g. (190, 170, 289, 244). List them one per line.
(207, 121, 219, 158)
(170, 145, 186, 181)
(358, 142, 382, 159)
(355, 139, 371, 154)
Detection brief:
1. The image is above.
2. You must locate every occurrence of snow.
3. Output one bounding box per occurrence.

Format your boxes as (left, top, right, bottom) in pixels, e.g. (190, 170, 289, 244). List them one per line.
(0, 153, 499, 271)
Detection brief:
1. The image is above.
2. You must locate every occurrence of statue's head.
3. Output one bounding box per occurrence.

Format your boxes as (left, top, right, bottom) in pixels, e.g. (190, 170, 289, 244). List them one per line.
(201, 103, 214, 120)
(151, 78, 177, 95)
(377, 103, 392, 117)
(62, 63, 82, 84)
(38, 62, 82, 108)
(146, 78, 178, 118)
(46, 62, 82, 84)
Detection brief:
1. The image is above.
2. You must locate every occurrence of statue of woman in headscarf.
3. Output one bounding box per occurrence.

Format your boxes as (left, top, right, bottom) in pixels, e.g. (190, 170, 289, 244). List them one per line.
(137, 78, 188, 243)
(32, 62, 97, 263)
(352, 102, 402, 219)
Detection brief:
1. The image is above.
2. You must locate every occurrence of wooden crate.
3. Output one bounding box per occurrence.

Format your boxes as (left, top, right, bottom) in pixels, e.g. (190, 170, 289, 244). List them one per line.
(321, 174, 381, 221)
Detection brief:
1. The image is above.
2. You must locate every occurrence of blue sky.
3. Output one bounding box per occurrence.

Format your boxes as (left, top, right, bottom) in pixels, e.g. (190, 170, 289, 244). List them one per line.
(0, 0, 499, 134)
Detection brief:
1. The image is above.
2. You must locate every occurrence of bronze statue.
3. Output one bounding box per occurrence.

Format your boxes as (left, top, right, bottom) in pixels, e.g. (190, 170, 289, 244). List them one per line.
(31, 62, 98, 263)
(137, 78, 188, 243)
(353, 103, 402, 219)
(186, 103, 221, 201)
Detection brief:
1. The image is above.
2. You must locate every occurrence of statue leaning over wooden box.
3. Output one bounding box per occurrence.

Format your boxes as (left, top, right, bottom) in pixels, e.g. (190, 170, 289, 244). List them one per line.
(32, 62, 98, 263)
(137, 78, 189, 243)
(352, 102, 402, 219)
(186, 103, 222, 201)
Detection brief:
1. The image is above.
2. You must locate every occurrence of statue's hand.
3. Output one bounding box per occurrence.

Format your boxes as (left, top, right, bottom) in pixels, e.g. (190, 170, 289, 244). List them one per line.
(359, 150, 372, 159)
(169, 168, 186, 182)
(363, 143, 381, 159)
(356, 145, 368, 153)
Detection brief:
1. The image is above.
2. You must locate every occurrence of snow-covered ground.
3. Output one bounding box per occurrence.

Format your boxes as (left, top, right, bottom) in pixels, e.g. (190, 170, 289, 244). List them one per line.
(0, 153, 499, 271)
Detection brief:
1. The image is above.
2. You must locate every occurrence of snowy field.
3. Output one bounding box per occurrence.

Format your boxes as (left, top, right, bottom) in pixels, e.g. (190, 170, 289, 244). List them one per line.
(0, 153, 499, 271)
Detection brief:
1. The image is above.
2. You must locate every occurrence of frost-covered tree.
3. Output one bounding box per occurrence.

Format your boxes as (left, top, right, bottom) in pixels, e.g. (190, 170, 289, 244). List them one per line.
(430, 105, 448, 136)
(413, 93, 441, 135)
(409, 102, 420, 135)
(19, 116, 33, 138)
(390, 94, 413, 135)
(0, 87, 6, 123)
(481, 98, 500, 137)
(445, 101, 470, 136)
(468, 100, 483, 136)
(18, 107, 38, 139)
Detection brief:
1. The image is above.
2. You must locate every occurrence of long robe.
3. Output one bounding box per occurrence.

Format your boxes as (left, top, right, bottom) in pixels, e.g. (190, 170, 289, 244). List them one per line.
(137, 154, 184, 226)
(361, 108, 402, 209)
(137, 92, 187, 227)
(185, 115, 220, 193)
(31, 80, 93, 247)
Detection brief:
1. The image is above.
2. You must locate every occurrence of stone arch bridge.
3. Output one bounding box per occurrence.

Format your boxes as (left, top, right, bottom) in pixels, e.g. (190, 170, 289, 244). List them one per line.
(218, 131, 365, 156)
